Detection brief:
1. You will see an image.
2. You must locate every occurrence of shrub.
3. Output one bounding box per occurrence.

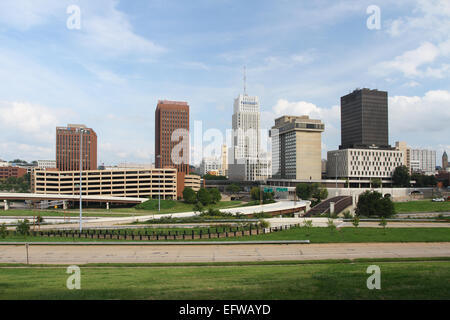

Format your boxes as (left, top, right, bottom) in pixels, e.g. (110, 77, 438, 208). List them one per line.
(379, 217, 388, 232)
(343, 210, 352, 219)
(0, 223, 7, 238)
(16, 219, 30, 236)
(352, 216, 360, 228)
(259, 219, 270, 228)
(135, 199, 176, 210)
(182, 187, 197, 204)
(327, 218, 336, 231)
(193, 202, 204, 214)
(303, 220, 313, 228)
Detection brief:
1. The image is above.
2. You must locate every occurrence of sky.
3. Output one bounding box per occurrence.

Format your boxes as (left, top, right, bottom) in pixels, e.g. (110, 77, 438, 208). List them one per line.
(0, 0, 449, 167)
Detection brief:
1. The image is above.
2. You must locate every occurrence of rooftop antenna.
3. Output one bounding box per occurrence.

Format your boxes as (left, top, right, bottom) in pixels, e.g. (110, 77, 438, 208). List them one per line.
(243, 65, 247, 96)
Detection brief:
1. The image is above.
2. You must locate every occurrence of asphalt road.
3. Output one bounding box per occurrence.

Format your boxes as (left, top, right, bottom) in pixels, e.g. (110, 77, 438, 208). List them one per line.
(1, 242, 449, 264)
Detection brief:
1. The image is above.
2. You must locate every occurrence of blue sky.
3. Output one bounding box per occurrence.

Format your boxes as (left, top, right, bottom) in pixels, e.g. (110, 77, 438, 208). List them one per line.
(0, 0, 449, 166)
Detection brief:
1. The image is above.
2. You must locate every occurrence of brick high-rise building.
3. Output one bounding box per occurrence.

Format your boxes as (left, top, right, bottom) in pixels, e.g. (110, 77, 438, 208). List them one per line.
(56, 124, 97, 171)
(155, 100, 190, 174)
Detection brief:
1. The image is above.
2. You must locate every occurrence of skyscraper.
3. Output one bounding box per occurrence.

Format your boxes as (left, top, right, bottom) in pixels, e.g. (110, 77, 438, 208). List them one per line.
(340, 88, 389, 149)
(443, 151, 448, 170)
(271, 115, 324, 180)
(155, 100, 190, 174)
(56, 124, 97, 171)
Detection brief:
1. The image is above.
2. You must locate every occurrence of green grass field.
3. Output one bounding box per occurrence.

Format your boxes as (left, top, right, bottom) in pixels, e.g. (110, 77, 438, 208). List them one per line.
(2, 227, 450, 243)
(0, 200, 243, 217)
(0, 259, 448, 299)
(394, 200, 450, 213)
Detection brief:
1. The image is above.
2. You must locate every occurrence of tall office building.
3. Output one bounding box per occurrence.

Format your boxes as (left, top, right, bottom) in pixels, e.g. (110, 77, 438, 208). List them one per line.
(231, 94, 261, 159)
(229, 94, 271, 181)
(411, 149, 436, 175)
(443, 151, 448, 170)
(340, 88, 389, 149)
(221, 144, 228, 177)
(155, 100, 190, 174)
(271, 116, 325, 180)
(56, 124, 97, 171)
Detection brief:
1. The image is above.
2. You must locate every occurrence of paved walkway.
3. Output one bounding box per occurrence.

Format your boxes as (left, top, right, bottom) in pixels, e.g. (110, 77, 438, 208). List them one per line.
(1, 242, 449, 264)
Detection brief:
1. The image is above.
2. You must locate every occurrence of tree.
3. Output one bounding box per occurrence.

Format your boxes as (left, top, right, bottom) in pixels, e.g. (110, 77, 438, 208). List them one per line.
(226, 184, 241, 198)
(370, 178, 382, 188)
(0, 223, 7, 238)
(193, 202, 204, 214)
(16, 219, 30, 236)
(392, 165, 410, 187)
(355, 191, 396, 218)
(203, 174, 228, 180)
(379, 217, 388, 233)
(182, 187, 197, 204)
(208, 188, 222, 203)
(352, 216, 360, 228)
(197, 188, 212, 205)
(250, 187, 260, 201)
(296, 183, 313, 199)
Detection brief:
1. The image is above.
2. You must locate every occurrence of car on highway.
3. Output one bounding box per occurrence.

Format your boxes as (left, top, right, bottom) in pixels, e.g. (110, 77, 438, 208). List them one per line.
(432, 198, 445, 202)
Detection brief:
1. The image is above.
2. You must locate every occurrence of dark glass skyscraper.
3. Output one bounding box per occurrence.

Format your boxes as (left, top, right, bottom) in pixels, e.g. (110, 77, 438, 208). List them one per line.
(340, 88, 389, 149)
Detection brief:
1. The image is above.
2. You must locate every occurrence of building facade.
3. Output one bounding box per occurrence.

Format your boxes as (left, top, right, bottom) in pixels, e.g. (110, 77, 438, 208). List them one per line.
(327, 148, 403, 181)
(340, 89, 389, 149)
(443, 151, 448, 170)
(37, 160, 57, 169)
(229, 93, 271, 181)
(221, 144, 228, 177)
(155, 100, 190, 174)
(0, 166, 27, 180)
(32, 168, 178, 199)
(395, 141, 411, 173)
(56, 124, 97, 171)
(271, 115, 324, 180)
(200, 157, 222, 176)
(410, 149, 436, 175)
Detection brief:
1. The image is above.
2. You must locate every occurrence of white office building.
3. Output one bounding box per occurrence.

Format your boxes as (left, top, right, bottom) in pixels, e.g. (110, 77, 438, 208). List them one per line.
(229, 93, 271, 181)
(37, 160, 57, 169)
(200, 157, 222, 176)
(410, 149, 436, 175)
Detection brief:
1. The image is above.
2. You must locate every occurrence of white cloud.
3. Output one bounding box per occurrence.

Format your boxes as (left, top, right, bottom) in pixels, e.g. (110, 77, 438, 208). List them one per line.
(76, 2, 166, 58)
(371, 42, 441, 78)
(389, 90, 450, 134)
(0, 0, 65, 31)
(0, 101, 72, 143)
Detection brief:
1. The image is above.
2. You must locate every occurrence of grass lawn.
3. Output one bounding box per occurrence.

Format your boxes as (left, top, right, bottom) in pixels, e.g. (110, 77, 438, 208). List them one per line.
(0, 200, 243, 217)
(395, 200, 450, 213)
(1, 227, 450, 243)
(0, 259, 449, 299)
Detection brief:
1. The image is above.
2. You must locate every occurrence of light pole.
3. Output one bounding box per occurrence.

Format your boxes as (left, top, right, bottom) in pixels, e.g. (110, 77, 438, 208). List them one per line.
(334, 153, 339, 196)
(156, 155, 161, 213)
(79, 128, 87, 232)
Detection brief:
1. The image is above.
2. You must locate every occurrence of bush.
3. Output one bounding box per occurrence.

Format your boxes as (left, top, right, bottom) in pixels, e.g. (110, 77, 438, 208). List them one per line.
(327, 218, 336, 231)
(343, 210, 352, 219)
(193, 202, 204, 214)
(16, 219, 30, 236)
(182, 187, 197, 204)
(0, 223, 7, 238)
(303, 220, 313, 228)
(259, 219, 270, 228)
(352, 216, 360, 228)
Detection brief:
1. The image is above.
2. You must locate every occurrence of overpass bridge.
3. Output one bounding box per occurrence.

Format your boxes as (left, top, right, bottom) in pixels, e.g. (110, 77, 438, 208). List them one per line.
(0, 193, 147, 210)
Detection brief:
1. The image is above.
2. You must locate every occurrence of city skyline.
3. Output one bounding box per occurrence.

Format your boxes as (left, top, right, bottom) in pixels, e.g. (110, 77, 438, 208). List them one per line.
(0, 0, 449, 164)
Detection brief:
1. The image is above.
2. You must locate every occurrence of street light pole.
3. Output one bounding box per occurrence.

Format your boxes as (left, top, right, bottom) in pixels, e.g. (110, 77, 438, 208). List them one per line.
(334, 153, 339, 196)
(156, 155, 161, 212)
(79, 129, 83, 232)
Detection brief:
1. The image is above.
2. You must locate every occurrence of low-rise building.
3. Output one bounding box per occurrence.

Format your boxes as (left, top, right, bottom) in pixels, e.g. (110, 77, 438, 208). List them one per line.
(0, 166, 28, 180)
(327, 147, 403, 186)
